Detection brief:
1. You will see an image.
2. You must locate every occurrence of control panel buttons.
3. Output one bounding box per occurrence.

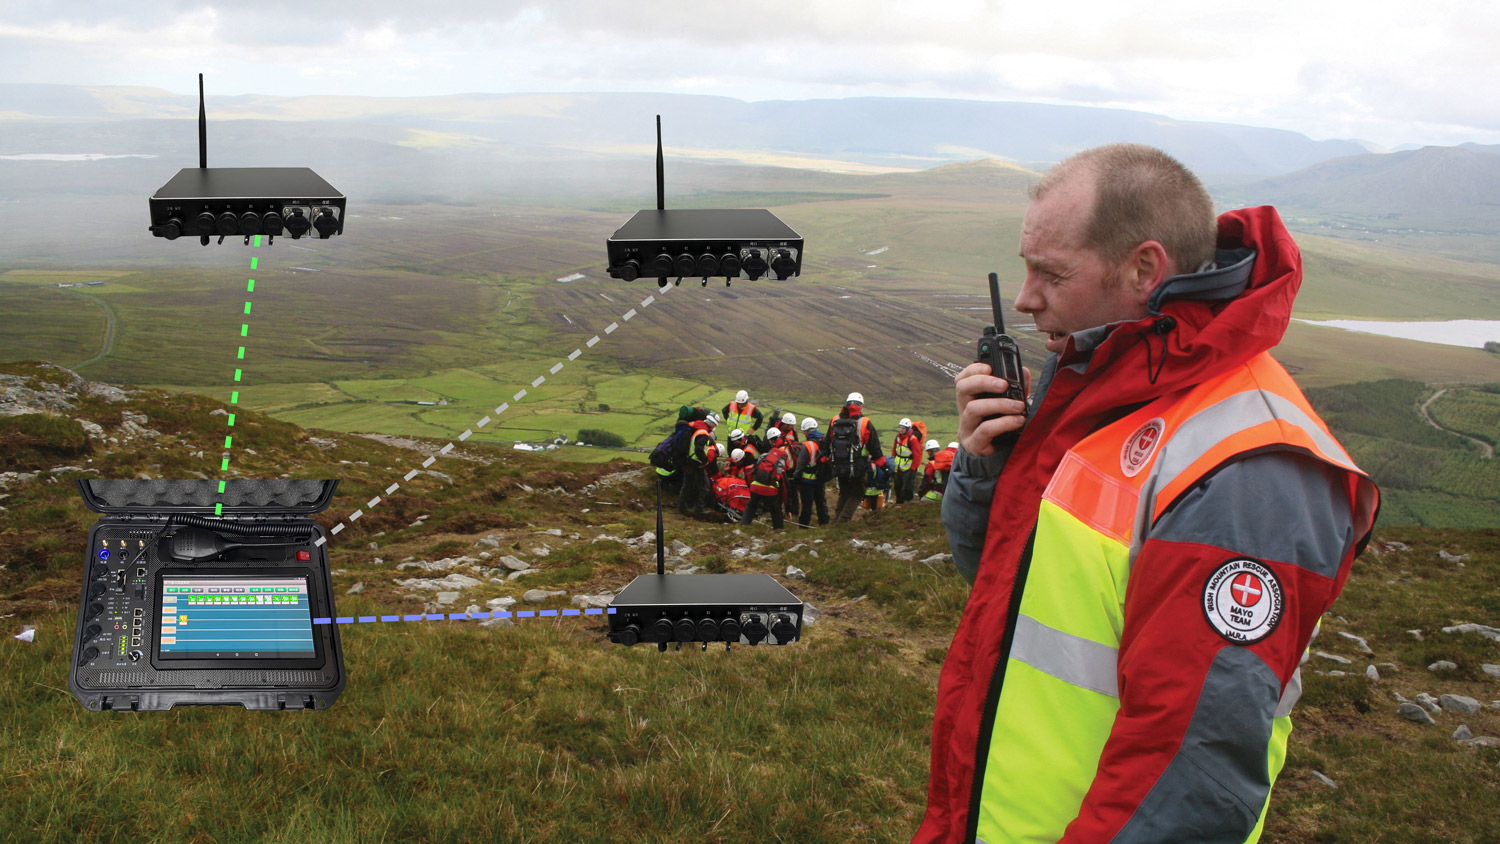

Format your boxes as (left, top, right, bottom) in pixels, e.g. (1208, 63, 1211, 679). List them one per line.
(85, 602, 104, 621)
(771, 249, 797, 280)
(617, 624, 641, 646)
(651, 618, 674, 642)
(719, 617, 741, 640)
(695, 618, 719, 641)
(718, 253, 740, 277)
(673, 253, 697, 277)
(215, 211, 239, 237)
(673, 617, 697, 642)
(194, 211, 218, 237)
(238, 211, 261, 236)
(312, 208, 340, 238)
(84, 624, 102, 639)
(617, 259, 641, 281)
(651, 253, 675, 276)
(79, 646, 99, 665)
(284, 209, 311, 238)
(771, 614, 798, 644)
(261, 211, 284, 236)
(696, 253, 719, 277)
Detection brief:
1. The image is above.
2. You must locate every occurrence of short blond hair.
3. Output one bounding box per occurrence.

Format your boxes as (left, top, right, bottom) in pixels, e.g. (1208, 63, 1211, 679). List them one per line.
(1030, 144, 1217, 275)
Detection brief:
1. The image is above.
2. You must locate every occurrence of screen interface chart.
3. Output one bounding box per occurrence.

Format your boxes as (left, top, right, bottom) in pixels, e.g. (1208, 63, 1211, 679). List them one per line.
(159, 576, 314, 659)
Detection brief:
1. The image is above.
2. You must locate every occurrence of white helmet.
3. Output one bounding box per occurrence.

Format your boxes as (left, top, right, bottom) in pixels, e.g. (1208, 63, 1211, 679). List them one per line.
(735, 390, 749, 403)
(898, 417, 912, 429)
(705, 413, 720, 428)
(925, 439, 940, 451)
(766, 427, 782, 441)
(846, 391, 864, 404)
(947, 442, 959, 450)
(800, 417, 817, 431)
(730, 448, 745, 462)
(781, 411, 796, 425)
(729, 428, 745, 441)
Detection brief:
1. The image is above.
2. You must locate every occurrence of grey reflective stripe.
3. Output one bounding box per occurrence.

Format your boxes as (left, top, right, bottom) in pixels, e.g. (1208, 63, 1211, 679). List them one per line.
(1274, 667, 1302, 719)
(1135, 388, 1355, 562)
(1148, 453, 1355, 579)
(1010, 614, 1119, 698)
(1110, 647, 1280, 844)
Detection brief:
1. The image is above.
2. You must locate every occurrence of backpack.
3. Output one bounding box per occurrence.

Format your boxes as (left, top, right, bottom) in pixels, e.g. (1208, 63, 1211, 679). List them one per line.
(827, 416, 865, 480)
(752, 448, 785, 487)
(649, 424, 690, 471)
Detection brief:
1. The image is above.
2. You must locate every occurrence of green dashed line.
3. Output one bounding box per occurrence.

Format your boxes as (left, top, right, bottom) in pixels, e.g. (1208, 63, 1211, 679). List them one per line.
(217, 249, 259, 509)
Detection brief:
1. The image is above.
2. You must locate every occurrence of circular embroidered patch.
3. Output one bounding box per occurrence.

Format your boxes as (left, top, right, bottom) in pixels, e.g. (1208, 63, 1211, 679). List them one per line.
(1120, 417, 1165, 477)
(1202, 559, 1284, 644)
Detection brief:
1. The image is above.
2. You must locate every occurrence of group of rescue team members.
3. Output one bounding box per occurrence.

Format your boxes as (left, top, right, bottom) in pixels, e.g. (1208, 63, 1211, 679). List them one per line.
(649, 389, 959, 530)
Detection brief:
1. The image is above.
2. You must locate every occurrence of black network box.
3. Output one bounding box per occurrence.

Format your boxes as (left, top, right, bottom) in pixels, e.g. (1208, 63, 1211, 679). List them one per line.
(607, 573, 803, 649)
(606, 209, 803, 282)
(149, 167, 347, 242)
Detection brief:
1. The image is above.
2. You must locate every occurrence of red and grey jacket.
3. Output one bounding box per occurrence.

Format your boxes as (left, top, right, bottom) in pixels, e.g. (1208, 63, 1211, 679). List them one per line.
(748, 446, 792, 496)
(917, 207, 1379, 844)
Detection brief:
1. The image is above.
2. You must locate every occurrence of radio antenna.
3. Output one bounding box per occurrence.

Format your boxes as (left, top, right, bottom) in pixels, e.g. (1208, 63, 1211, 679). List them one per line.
(655, 477, 666, 576)
(655, 114, 665, 212)
(988, 272, 1006, 335)
(197, 73, 208, 170)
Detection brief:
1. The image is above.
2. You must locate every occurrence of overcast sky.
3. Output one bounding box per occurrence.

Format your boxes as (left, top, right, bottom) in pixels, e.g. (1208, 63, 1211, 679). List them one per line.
(3, 1, 1497, 148)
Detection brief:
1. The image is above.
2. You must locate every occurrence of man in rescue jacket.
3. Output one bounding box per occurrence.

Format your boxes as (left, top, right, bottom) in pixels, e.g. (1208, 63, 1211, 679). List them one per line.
(793, 417, 830, 528)
(676, 414, 718, 518)
(741, 427, 791, 529)
(891, 418, 927, 503)
(722, 390, 763, 436)
(919, 440, 956, 502)
(915, 144, 1377, 844)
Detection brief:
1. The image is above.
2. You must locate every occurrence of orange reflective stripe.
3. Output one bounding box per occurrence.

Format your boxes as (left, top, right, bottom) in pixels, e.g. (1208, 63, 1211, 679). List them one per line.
(1044, 452, 1139, 545)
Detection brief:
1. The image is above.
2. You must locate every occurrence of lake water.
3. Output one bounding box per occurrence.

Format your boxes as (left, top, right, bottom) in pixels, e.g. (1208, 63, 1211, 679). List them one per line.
(1295, 319, 1500, 349)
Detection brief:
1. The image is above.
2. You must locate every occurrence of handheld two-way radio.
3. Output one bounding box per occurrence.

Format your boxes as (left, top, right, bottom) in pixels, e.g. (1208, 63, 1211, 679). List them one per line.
(975, 272, 1028, 447)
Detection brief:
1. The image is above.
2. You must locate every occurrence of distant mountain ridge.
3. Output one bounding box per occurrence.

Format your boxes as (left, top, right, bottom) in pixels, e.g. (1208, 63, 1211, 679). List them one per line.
(1231, 145, 1500, 229)
(0, 84, 1371, 179)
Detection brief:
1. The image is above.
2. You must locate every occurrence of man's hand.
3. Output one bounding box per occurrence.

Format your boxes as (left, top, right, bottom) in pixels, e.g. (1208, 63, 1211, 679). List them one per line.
(956, 362, 1031, 456)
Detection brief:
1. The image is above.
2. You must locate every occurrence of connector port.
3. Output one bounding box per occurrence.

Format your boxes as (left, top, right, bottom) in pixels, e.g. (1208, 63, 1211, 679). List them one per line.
(133, 607, 144, 617)
(136, 567, 146, 578)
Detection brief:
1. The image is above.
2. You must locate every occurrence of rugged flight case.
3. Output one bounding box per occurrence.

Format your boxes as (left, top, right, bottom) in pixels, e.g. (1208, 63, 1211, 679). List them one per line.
(69, 479, 345, 712)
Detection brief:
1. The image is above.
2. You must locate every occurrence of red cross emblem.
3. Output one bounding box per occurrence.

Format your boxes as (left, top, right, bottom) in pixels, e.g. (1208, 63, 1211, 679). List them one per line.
(1231, 573, 1264, 607)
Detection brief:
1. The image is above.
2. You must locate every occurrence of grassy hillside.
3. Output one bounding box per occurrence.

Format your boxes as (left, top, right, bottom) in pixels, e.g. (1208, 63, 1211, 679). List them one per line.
(1, 362, 1497, 842)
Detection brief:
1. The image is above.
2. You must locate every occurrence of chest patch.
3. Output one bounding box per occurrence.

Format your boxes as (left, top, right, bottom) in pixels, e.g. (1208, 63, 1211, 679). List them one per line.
(1120, 417, 1165, 477)
(1203, 559, 1284, 644)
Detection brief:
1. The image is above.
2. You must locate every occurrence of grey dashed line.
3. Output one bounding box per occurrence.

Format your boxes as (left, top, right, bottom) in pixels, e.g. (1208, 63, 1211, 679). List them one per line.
(317, 283, 672, 541)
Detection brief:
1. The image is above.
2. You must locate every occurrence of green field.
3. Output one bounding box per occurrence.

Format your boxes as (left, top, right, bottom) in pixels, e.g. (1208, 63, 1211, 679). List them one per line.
(0, 362, 1497, 843)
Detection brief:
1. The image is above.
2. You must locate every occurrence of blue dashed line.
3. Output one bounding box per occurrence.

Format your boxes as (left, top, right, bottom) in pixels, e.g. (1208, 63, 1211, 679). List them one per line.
(313, 606, 606, 626)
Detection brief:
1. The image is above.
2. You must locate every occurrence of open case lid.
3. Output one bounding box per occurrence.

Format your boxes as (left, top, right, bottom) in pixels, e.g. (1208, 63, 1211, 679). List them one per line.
(76, 479, 338, 516)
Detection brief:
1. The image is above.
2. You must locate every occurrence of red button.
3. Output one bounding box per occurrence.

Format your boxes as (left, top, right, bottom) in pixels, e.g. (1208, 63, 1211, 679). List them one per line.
(296, 551, 311, 561)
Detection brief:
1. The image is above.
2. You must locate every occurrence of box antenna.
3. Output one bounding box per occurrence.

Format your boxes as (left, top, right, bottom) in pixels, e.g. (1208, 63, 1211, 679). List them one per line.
(655, 114, 665, 212)
(198, 73, 208, 170)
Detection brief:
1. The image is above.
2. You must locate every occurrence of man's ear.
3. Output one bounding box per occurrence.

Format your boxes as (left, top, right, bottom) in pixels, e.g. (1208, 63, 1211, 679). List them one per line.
(1125, 240, 1174, 307)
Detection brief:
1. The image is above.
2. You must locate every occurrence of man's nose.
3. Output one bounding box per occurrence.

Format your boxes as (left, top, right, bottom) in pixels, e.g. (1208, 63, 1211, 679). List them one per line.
(1015, 275, 1042, 313)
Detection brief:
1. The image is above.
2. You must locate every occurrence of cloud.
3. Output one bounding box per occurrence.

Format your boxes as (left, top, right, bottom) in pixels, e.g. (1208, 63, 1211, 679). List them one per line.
(2, 0, 1498, 147)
